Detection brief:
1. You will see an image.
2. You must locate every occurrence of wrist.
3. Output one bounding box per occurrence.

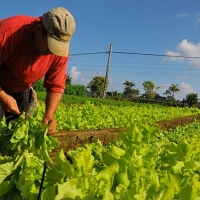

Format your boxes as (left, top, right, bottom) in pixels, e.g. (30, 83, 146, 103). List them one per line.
(0, 88, 7, 100)
(44, 114, 54, 120)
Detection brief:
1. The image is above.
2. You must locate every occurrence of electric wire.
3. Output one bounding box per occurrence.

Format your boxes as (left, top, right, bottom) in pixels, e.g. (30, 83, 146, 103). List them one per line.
(112, 51, 200, 59)
(69, 51, 200, 73)
(68, 64, 200, 71)
(68, 50, 200, 79)
(70, 51, 200, 59)
(70, 52, 108, 56)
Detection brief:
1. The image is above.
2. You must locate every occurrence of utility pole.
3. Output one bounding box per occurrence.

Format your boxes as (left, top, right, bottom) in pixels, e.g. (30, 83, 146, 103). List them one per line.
(103, 44, 112, 98)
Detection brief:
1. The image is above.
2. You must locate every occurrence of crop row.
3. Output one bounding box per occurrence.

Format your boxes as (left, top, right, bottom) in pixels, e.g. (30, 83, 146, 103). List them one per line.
(52, 101, 200, 131)
(1, 111, 200, 199)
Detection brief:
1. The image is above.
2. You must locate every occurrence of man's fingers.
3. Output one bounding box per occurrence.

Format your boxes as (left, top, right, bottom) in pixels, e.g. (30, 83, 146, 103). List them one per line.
(47, 119, 57, 134)
(0, 93, 21, 114)
(42, 117, 57, 134)
(10, 107, 21, 115)
(42, 117, 49, 125)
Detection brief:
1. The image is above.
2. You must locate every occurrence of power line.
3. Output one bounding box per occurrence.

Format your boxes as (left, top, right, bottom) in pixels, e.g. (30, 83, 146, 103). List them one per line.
(70, 51, 200, 59)
(112, 51, 200, 59)
(69, 58, 200, 67)
(68, 63, 200, 70)
(70, 52, 108, 56)
(67, 67, 200, 78)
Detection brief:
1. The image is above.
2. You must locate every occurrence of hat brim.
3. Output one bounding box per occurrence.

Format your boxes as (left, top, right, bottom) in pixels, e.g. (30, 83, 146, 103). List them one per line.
(47, 33, 70, 57)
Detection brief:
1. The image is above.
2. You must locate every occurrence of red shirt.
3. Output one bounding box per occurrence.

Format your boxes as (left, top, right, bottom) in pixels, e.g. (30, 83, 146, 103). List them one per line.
(0, 15, 68, 93)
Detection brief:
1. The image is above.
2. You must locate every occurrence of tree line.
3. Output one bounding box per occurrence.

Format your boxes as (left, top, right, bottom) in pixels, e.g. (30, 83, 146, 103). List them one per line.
(33, 75, 199, 108)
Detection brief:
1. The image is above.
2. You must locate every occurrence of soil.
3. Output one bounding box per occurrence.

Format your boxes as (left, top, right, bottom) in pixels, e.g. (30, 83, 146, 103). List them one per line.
(50, 114, 200, 156)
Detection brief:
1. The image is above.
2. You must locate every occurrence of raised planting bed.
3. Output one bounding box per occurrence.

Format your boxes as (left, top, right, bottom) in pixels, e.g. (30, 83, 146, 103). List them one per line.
(50, 114, 200, 156)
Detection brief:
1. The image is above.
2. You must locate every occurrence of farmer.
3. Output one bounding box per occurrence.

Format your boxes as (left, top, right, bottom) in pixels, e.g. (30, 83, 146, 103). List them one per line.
(0, 7, 75, 134)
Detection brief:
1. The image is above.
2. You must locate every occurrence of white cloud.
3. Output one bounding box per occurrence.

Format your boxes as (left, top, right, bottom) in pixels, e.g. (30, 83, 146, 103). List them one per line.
(175, 13, 188, 18)
(69, 67, 106, 86)
(69, 66, 81, 80)
(194, 13, 200, 26)
(157, 83, 170, 96)
(197, 18, 200, 23)
(165, 39, 200, 68)
(95, 72, 103, 76)
(175, 82, 194, 100)
(164, 51, 185, 62)
(178, 82, 194, 94)
(177, 75, 187, 79)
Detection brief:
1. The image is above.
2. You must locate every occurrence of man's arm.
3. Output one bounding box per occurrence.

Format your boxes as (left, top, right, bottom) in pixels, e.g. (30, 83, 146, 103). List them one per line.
(43, 92, 62, 134)
(0, 87, 21, 114)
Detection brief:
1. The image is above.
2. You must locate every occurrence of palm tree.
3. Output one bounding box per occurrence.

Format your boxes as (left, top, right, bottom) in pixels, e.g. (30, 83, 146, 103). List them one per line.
(163, 89, 172, 102)
(163, 89, 171, 97)
(168, 84, 180, 100)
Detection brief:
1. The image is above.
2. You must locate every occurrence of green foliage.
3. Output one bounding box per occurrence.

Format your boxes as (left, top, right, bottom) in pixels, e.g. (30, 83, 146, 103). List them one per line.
(185, 93, 198, 108)
(143, 80, 160, 102)
(54, 101, 200, 131)
(33, 79, 46, 92)
(36, 92, 183, 108)
(163, 84, 180, 104)
(2, 101, 200, 198)
(168, 84, 180, 98)
(66, 73, 72, 85)
(33, 77, 86, 97)
(64, 84, 87, 96)
(2, 116, 200, 199)
(87, 76, 108, 98)
(122, 80, 139, 99)
(36, 92, 136, 106)
(61, 94, 138, 106)
(0, 110, 60, 199)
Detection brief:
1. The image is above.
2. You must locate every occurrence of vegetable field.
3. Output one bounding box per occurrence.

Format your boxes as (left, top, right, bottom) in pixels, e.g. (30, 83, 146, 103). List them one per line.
(1, 101, 200, 199)
(55, 101, 200, 131)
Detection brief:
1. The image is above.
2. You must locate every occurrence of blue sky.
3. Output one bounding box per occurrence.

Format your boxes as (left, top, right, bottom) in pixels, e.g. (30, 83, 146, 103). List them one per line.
(1, 0, 200, 100)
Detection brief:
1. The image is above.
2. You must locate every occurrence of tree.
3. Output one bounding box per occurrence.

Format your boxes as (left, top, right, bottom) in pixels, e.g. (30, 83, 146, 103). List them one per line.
(122, 80, 139, 99)
(64, 84, 87, 96)
(133, 89, 140, 98)
(106, 91, 118, 99)
(87, 76, 108, 98)
(163, 89, 171, 98)
(168, 84, 180, 100)
(116, 93, 122, 101)
(163, 89, 172, 102)
(185, 93, 199, 108)
(155, 93, 166, 103)
(143, 80, 160, 103)
(66, 73, 72, 85)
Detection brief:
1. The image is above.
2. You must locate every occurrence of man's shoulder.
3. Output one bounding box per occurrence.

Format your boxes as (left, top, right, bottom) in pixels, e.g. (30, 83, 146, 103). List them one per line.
(0, 15, 40, 30)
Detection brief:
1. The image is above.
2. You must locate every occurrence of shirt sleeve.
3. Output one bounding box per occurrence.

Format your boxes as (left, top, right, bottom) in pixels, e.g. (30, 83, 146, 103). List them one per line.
(0, 24, 14, 66)
(44, 56, 68, 93)
(0, 15, 37, 67)
(0, 36, 3, 66)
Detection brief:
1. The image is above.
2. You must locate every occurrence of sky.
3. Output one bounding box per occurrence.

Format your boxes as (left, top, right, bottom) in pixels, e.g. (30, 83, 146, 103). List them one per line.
(1, 0, 200, 100)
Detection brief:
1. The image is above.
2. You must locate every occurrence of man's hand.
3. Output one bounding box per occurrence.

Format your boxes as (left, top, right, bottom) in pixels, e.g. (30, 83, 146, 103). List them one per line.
(43, 92, 62, 134)
(0, 90, 21, 114)
(43, 116, 57, 134)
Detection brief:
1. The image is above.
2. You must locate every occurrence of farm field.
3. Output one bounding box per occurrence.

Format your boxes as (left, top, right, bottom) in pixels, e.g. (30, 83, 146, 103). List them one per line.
(1, 101, 200, 199)
(54, 101, 200, 131)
